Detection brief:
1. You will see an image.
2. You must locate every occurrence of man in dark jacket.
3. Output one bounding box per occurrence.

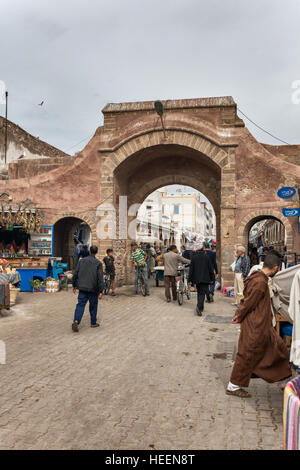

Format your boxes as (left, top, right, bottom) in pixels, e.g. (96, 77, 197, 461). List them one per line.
(72, 245, 104, 332)
(204, 242, 218, 303)
(188, 246, 215, 316)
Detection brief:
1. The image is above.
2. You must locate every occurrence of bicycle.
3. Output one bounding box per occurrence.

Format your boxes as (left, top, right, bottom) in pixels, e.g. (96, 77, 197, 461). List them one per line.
(136, 265, 147, 296)
(103, 273, 112, 295)
(176, 266, 191, 306)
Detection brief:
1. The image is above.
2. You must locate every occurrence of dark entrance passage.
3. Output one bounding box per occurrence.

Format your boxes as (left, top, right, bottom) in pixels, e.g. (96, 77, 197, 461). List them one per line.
(53, 217, 92, 270)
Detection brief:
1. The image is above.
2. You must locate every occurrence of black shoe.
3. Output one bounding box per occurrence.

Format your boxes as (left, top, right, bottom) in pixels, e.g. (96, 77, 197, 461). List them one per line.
(90, 323, 100, 328)
(72, 321, 79, 332)
(167, 298, 171, 303)
(196, 307, 203, 316)
(210, 295, 214, 303)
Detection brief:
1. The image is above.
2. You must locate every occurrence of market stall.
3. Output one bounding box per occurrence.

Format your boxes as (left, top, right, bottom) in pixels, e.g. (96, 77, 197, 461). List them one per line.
(0, 206, 53, 291)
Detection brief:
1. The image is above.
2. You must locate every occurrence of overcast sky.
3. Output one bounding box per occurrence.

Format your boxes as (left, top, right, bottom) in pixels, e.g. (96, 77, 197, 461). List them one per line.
(0, 0, 299, 155)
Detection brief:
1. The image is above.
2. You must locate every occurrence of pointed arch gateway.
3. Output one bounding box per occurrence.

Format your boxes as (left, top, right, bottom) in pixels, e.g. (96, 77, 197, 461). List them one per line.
(99, 128, 236, 285)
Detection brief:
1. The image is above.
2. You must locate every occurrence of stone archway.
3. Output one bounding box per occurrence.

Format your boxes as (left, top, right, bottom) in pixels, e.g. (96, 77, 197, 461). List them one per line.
(99, 129, 236, 285)
(237, 209, 293, 256)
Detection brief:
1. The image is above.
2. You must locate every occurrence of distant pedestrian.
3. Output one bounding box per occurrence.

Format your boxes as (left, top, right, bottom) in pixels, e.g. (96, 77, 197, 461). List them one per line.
(130, 242, 149, 295)
(188, 245, 215, 316)
(182, 244, 194, 261)
(259, 247, 269, 264)
(103, 248, 116, 296)
(161, 245, 190, 303)
(73, 241, 81, 271)
(232, 246, 250, 306)
(203, 242, 218, 303)
(72, 246, 103, 332)
(250, 246, 258, 267)
(79, 244, 89, 259)
(146, 243, 156, 278)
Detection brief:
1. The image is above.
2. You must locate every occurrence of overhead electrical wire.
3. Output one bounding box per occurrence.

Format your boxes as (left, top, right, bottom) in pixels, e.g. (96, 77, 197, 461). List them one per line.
(237, 107, 290, 145)
(64, 133, 94, 153)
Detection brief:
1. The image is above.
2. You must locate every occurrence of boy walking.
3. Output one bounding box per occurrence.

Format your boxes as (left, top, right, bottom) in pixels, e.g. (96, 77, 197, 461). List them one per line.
(103, 248, 116, 296)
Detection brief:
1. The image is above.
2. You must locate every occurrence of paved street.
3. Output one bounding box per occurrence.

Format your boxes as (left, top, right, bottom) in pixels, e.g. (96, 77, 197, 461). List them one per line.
(0, 282, 285, 450)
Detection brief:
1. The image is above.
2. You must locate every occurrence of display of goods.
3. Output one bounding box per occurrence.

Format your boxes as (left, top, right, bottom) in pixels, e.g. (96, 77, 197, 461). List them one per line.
(0, 282, 10, 305)
(65, 271, 73, 281)
(46, 278, 60, 293)
(223, 286, 235, 297)
(227, 289, 235, 297)
(32, 286, 46, 293)
(30, 279, 46, 292)
(58, 274, 68, 291)
(9, 286, 20, 305)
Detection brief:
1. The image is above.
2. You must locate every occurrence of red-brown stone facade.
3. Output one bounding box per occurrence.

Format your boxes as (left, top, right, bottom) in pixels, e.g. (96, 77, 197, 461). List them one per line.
(1, 97, 299, 285)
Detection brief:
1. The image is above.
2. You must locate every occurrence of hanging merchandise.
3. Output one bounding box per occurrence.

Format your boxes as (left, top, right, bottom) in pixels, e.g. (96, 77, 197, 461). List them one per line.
(283, 376, 300, 450)
(4, 207, 14, 228)
(0, 207, 6, 226)
(29, 211, 36, 233)
(34, 212, 42, 233)
(20, 210, 28, 231)
(15, 208, 23, 225)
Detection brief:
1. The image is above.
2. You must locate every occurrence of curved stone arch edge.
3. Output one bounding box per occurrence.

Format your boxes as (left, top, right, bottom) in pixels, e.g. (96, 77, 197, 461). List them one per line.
(52, 214, 98, 244)
(99, 128, 232, 171)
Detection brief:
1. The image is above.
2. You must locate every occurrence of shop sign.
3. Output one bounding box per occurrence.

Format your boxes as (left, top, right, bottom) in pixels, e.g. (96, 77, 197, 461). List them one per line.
(282, 207, 300, 217)
(277, 187, 297, 199)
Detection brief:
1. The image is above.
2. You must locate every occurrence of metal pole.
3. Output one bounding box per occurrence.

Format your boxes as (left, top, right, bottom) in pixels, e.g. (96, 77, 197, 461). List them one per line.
(4, 91, 8, 165)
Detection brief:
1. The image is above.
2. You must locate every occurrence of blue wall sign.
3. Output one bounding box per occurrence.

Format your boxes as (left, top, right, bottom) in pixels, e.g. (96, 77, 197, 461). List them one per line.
(282, 207, 300, 217)
(277, 187, 297, 199)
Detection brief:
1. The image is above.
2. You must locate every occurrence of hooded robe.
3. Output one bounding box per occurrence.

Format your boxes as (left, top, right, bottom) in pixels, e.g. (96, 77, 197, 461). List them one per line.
(230, 270, 291, 387)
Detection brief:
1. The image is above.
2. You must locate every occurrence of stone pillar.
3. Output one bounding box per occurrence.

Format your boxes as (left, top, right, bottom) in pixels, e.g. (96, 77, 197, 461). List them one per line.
(220, 149, 236, 287)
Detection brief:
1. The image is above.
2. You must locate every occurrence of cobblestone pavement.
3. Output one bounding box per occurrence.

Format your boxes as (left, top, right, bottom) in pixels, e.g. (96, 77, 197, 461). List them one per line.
(0, 281, 285, 450)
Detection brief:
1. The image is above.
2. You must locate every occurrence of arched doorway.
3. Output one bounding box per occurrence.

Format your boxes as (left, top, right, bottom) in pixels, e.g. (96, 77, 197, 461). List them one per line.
(248, 217, 286, 255)
(103, 142, 223, 284)
(53, 217, 92, 270)
(237, 210, 293, 265)
(136, 185, 216, 250)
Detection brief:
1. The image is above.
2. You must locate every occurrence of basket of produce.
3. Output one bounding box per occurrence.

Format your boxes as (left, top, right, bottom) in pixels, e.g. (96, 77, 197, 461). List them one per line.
(30, 279, 46, 293)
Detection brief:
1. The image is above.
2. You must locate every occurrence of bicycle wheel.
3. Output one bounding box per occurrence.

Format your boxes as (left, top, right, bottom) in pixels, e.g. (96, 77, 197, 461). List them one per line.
(177, 281, 184, 305)
(140, 273, 147, 296)
(177, 291, 183, 305)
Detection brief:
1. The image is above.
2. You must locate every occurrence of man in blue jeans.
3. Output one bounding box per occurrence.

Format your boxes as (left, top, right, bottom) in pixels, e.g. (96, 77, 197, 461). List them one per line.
(72, 245, 104, 332)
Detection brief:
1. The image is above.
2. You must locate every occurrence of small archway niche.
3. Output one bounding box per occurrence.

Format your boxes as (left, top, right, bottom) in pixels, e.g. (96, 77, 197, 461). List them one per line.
(248, 216, 286, 255)
(53, 217, 92, 270)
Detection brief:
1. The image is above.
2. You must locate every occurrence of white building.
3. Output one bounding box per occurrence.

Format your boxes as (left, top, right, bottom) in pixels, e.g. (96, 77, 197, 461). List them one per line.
(137, 186, 216, 246)
(0, 117, 70, 170)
